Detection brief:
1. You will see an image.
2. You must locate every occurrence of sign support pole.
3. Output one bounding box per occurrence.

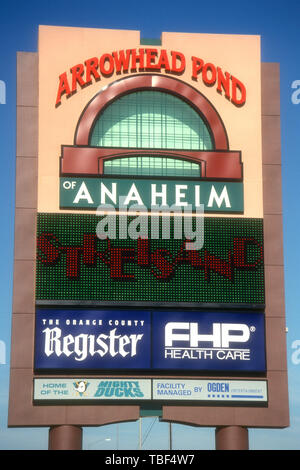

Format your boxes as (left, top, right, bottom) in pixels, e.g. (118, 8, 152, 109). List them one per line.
(215, 426, 249, 450)
(139, 418, 142, 449)
(48, 425, 82, 450)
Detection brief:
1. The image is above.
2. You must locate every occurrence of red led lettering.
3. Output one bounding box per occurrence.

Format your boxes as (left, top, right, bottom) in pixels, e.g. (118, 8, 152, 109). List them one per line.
(37, 234, 263, 282)
(137, 238, 150, 267)
(61, 246, 83, 278)
(151, 248, 175, 280)
(83, 234, 97, 265)
(110, 247, 135, 279)
(233, 237, 263, 269)
(37, 233, 61, 264)
(203, 250, 232, 281)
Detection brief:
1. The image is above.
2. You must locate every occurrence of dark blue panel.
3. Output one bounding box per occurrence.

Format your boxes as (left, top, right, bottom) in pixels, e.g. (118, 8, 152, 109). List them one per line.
(152, 311, 266, 372)
(35, 309, 266, 373)
(34, 309, 151, 370)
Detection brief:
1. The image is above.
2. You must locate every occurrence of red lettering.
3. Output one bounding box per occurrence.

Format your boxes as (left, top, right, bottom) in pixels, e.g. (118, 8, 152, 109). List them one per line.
(202, 63, 217, 86)
(55, 72, 71, 106)
(191, 56, 204, 80)
(217, 67, 231, 100)
(131, 48, 145, 71)
(99, 53, 114, 76)
(55, 50, 246, 108)
(112, 50, 131, 74)
(146, 48, 159, 70)
(85, 57, 100, 84)
(70, 63, 86, 93)
(171, 51, 185, 74)
(231, 75, 246, 106)
(157, 49, 171, 72)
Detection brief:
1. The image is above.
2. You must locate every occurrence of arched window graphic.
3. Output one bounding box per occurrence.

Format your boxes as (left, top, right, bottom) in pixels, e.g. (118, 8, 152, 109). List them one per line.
(61, 75, 242, 180)
(90, 90, 212, 177)
(90, 91, 213, 150)
(104, 155, 201, 177)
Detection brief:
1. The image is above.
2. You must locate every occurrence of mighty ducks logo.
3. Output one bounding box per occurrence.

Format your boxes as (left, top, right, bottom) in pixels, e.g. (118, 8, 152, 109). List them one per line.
(74, 380, 90, 397)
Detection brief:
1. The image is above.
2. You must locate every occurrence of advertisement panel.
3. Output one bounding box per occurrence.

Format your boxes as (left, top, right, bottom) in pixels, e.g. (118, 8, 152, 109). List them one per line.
(152, 311, 266, 372)
(152, 379, 268, 403)
(33, 378, 267, 404)
(35, 309, 265, 372)
(34, 378, 152, 401)
(34, 309, 151, 370)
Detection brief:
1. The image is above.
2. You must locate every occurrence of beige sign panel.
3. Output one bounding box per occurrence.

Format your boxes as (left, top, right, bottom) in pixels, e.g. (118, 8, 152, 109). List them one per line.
(38, 26, 262, 217)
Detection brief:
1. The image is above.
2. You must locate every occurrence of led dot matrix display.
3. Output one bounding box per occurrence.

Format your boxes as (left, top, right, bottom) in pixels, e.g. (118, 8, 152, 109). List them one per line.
(36, 213, 264, 305)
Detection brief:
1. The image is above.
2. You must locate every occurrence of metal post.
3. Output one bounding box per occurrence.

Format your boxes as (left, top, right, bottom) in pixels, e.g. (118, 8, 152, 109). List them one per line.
(215, 426, 249, 450)
(139, 418, 142, 450)
(48, 425, 82, 450)
(169, 423, 172, 450)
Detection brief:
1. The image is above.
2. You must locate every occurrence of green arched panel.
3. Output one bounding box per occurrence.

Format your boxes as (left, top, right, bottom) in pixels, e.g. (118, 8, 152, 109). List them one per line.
(90, 90, 213, 177)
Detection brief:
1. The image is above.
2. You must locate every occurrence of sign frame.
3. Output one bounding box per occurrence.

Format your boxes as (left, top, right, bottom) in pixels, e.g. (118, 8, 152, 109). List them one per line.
(8, 30, 289, 433)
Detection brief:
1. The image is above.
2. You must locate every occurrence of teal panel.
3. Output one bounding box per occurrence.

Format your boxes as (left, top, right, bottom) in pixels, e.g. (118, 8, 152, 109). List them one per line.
(60, 177, 244, 213)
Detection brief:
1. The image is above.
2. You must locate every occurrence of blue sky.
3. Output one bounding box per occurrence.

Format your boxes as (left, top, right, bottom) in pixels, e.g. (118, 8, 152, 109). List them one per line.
(0, 0, 300, 450)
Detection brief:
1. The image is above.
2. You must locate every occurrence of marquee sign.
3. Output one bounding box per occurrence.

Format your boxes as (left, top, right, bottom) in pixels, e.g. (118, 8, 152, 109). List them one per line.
(9, 27, 290, 439)
(35, 29, 265, 373)
(36, 214, 264, 306)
